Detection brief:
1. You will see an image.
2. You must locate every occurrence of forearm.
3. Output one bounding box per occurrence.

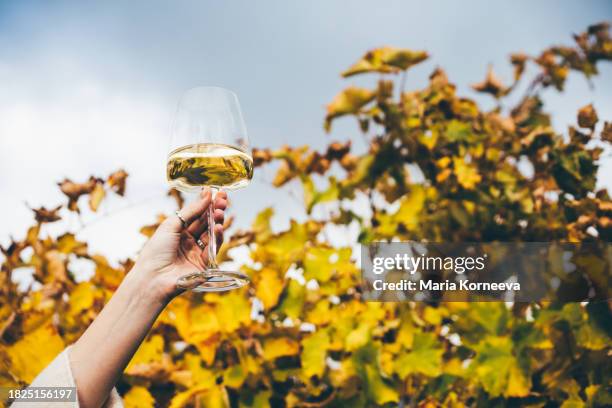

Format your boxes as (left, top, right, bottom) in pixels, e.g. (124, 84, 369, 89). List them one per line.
(69, 264, 168, 408)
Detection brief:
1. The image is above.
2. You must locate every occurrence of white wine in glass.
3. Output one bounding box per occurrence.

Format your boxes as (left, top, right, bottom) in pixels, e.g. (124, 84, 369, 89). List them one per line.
(167, 143, 253, 191)
(167, 87, 252, 292)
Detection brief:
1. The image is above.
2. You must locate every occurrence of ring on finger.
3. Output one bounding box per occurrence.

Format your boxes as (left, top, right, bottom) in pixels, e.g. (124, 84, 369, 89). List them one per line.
(196, 239, 206, 250)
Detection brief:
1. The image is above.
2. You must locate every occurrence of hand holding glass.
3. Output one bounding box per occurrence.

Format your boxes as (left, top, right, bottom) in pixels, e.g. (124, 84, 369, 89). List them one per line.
(166, 87, 252, 291)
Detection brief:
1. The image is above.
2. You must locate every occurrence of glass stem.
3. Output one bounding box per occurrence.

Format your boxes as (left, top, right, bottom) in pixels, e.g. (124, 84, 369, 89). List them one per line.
(207, 187, 219, 269)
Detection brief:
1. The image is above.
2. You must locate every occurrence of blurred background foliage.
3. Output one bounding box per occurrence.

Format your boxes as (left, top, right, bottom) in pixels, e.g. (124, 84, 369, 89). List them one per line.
(1, 23, 611, 407)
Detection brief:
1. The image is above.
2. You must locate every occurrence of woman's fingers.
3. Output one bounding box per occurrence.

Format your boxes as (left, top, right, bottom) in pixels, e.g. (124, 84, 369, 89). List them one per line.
(186, 195, 227, 238)
(214, 223, 224, 249)
(162, 188, 212, 233)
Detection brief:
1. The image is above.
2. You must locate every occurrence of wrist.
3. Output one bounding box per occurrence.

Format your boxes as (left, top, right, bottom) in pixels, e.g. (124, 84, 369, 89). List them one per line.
(121, 263, 174, 309)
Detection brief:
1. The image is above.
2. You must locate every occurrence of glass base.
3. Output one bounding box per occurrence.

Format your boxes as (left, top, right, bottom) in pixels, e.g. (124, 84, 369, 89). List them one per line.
(176, 269, 249, 292)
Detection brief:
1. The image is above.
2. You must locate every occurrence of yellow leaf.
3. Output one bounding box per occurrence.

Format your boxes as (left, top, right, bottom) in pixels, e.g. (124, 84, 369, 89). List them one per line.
(436, 157, 451, 168)
(210, 291, 251, 333)
(92, 254, 125, 290)
(170, 385, 228, 408)
(8, 322, 64, 383)
(303, 246, 355, 283)
(418, 129, 438, 150)
(325, 87, 375, 132)
(263, 337, 300, 361)
(126, 335, 164, 373)
(365, 363, 400, 405)
(124, 386, 155, 408)
(342, 47, 428, 77)
(169, 353, 216, 389)
(436, 168, 452, 183)
(245, 391, 271, 408)
(169, 385, 209, 408)
(506, 361, 531, 397)
(89, 181, 106, 212)
(252, 207, 274, 242)
(68, 282, 95, 315)
(223, 364, 246, 388)
(56, 233, 88, 255)
(260, 221, 310, 271)
(453, 157, 482, 189)
(395, 332, 443, 378)
(346, 323, 371, 351)
(255, 268, 284, 310)
(301, 329, 329, 379)
(329, 358, 359, 396)
(377, 185, 426, 236)
(170, 300, 220, 365)
(272, 160, 295, 187)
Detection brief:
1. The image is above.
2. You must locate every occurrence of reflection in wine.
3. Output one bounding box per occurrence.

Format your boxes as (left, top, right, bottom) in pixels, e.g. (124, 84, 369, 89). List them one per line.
(167, 143, 253, 193)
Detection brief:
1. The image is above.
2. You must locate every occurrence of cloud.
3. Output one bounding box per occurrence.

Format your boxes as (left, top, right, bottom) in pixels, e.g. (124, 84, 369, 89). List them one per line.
(0, 54, 173, 259)
(1, 0, 611, 263)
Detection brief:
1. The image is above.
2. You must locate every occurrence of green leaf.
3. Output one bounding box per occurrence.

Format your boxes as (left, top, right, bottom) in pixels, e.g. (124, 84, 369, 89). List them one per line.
(445, 120, 472, 142)
(303, 246, 354, 283)
(364, 364, 400, 405)
(342, 46, 428, 77)
(325, 87, 375, 132)
(395, 332, 443, 378)
(302, 175, 339, 213)
(278, 279, 306, 319)
(470, 335, 531, 398)
(301, 329, 330, 379)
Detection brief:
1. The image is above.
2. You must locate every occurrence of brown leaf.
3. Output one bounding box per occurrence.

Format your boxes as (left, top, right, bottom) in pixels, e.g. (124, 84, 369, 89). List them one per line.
(167, 188, 185, 209)
(510, 53, 528, 82)
(44, 250, 69, 283)
(325, 140, 351, 161)
(472, 65, 509, 98)
(0, 239, 28, 269)
(304, 151, 330, 175)
(272, 161, 294, 187)
(252, 148, 273, 167)
(339, 153, 358, 172)
(120, 258, 135, 273)
(601, 121, 612, 143)
(597, 199, 612, 213)
(587, 22, 610, 38)
(511, 96, 544, 126)
(577, 104, 598, 130)
(58, 176, 98, 212)
(429, 67, 449, 88)
(107, 169, 128, 196)
(535, 50, 569, 90)
(30, 205, 62, 223)
(488, 113, 516, 134)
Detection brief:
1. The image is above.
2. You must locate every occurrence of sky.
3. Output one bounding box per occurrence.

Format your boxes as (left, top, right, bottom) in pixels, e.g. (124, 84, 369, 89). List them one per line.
(1, 0, 611, 268)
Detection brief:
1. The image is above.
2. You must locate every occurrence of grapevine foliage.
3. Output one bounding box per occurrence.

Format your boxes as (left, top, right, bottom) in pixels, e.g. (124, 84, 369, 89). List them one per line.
(1, 23, 612, 407)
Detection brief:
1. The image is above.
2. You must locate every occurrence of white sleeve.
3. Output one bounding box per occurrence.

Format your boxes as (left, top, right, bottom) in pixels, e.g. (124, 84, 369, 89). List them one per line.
(10, 346, 123, 408)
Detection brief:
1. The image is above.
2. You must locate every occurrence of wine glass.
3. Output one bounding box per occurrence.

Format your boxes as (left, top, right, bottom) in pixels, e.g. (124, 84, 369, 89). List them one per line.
(166, 86, 252, 292)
